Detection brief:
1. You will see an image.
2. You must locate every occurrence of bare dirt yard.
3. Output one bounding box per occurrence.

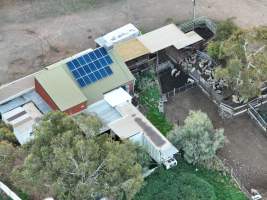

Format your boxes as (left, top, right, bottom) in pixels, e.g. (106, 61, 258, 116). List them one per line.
(0, 0, 267, 85)
(166, 87, 267, 198)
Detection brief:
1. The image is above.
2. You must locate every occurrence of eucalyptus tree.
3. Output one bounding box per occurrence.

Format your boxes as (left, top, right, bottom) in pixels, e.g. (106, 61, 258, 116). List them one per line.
(168, 111, 224, 165)
(12, 111, 144, 200)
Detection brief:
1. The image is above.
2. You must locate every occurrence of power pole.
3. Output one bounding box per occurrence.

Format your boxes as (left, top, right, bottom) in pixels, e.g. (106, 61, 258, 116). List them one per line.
(192, 0, 196, 30)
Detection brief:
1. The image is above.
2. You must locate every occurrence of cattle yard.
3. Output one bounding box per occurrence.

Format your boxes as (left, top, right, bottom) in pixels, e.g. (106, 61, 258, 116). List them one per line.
(165, 87, 267, 198)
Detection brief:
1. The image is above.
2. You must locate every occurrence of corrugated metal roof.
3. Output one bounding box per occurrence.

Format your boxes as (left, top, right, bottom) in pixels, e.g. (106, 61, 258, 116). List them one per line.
(0, 97, 26, 115)
(22, 90, 51, 114)
(114, 38, 149, 62)
(35, 48, 135, 110)
(68, 49, 135, 105)
(0, 90, 51, 115)
(35, 66, 87, 111)
(13, 120, 34, 144)
(0, 73, 35, 104)
(184, 31, 203, 45)
(138, 24, 203, 53)
(104, 87, 132, 107)
(108, 101, 178, 153)
(2, 102, 43, 145)
(0, 49, 94, 105)
(23, 102, 43, 120)
(85, 100, 122, 125)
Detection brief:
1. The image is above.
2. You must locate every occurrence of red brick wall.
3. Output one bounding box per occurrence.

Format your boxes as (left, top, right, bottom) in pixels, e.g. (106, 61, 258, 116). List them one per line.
(35, 79, 59, 111)
(64, 102, 87, 115)
(35, 78, 87, 115)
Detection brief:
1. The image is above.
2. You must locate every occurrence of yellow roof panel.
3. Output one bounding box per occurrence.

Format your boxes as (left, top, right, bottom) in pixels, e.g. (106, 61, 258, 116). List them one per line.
(114, 39, 150, 62)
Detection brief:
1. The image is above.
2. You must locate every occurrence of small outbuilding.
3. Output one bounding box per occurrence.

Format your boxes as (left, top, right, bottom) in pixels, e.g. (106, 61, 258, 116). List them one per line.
(2, 102, 43, 144)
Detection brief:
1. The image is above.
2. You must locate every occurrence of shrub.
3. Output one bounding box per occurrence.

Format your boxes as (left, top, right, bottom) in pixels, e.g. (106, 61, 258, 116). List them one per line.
(137, 70, 173, 135)
(134, 168, 216, 200)
(168, 111, 224, 164)
(146, 108, 173, 135)
(0, 121, 18, 145)
(207, 41, 221, 60)
(215, 19, 238, 41)
(134, 159, 248, 200)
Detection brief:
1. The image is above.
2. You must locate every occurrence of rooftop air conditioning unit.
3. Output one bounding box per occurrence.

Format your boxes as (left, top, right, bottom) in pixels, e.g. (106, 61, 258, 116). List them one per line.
(95, 23, 141, 50)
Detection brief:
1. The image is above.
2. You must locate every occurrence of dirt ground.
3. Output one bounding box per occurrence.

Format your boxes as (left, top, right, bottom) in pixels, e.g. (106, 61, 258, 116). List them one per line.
(165, 87, 267, 198)
(0, 0, 267, 85)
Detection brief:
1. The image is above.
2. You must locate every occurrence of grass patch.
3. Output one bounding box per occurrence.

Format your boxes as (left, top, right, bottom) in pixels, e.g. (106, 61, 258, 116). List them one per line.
(146, 107, 173, 135)
(136, 71, 173, 135)
(134, 159, 248, 200)
(214, 19, 238, 42)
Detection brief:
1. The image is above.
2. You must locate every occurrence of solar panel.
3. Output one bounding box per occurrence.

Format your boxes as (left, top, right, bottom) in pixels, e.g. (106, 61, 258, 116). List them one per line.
(66, 47, 113, 87)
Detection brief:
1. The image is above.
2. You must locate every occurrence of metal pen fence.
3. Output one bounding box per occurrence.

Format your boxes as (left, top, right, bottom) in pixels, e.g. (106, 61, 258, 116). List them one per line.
(248, 98, 267, 132)
(179, 16, 217, 35)
(164, 82, 197, 98)
(189, 71, 223, 105)
(189, 70, 266, 120)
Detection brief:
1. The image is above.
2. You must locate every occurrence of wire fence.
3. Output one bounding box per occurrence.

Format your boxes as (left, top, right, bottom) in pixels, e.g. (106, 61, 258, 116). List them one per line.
(164, 82, 197, 98)
(179, 16, 217, 34)
(215, 157, 252, 200)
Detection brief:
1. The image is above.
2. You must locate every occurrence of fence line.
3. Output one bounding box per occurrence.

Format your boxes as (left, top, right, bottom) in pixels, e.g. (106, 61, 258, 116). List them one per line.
(189, 68, 267, 121)
(248, 109, 267, 132)
(215, 157, 252, 200)
(179, 16, 217, 35)
(248, 102, 267, 132)
(0, 181, 21, 200)
(165, 82, 197, 98)
(162, 56, 267, 129)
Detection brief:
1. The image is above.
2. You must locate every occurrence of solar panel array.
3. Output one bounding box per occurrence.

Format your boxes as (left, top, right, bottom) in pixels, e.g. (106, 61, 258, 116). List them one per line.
(66, 47, 113, 88)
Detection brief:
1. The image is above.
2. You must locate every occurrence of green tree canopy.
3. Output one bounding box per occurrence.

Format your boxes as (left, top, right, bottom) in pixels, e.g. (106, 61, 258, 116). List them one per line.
(0, 140, 26, 184)
(74, 113, 102, 138)
(168, 111, 224, 164)
(12, 111, 144, 200)
(0, 121, 18, 145)
(208, 24, 267, 102)
(207, 19, 238, 60)
(0, 141, 17, 183)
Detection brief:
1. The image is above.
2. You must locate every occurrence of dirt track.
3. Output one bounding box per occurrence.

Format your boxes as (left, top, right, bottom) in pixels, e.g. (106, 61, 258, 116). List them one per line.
(0, 0, 266, 84)
(166, 88, 267, 198)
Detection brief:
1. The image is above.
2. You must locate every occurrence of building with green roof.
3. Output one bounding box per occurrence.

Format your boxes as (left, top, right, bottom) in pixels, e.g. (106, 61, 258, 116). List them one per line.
(34, 48, 135, 115)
